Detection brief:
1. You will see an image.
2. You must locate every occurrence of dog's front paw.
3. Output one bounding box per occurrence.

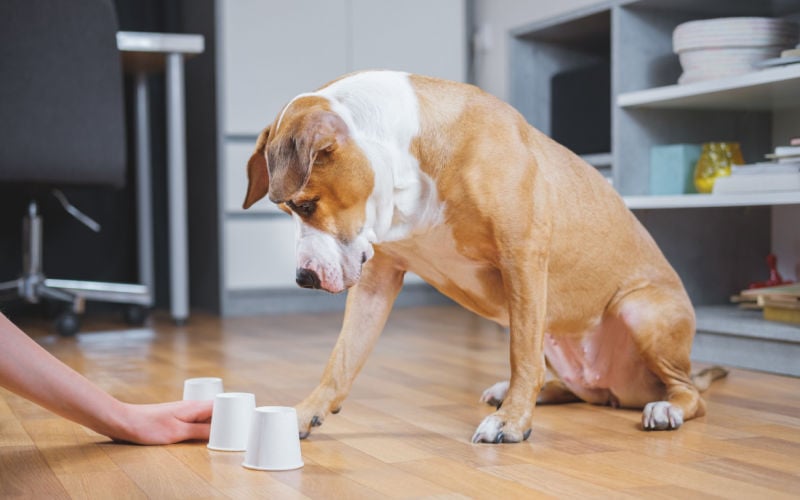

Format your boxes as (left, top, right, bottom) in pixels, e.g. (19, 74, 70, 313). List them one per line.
(642, 401, 684, 430)
(479, 380, 509, 409)
(295, 401, 334, 439)
(471, 411, 531, 444)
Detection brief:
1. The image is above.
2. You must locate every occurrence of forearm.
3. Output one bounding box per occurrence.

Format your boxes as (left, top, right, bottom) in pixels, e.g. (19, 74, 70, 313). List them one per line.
(0, 313, 129, 439)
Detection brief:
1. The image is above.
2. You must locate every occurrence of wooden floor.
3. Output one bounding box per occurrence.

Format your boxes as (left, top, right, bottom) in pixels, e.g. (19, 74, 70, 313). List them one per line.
(2, 305, 800, 499)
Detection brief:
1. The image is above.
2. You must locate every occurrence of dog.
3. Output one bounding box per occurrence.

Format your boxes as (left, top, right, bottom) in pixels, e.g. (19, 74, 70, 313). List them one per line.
(243, 71, 726, 443)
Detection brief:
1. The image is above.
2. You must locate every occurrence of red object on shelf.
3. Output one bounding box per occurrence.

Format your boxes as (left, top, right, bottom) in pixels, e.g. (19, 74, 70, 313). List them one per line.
(748, 253, 794, 289)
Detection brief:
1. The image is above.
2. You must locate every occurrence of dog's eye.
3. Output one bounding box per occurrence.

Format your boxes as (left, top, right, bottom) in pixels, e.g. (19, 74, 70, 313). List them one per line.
(286, 199, 317, 217)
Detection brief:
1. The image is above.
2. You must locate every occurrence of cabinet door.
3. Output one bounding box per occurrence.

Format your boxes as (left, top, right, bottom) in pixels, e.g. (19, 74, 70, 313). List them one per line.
(224, 217, 296, 290)
(350, 0, 466, 82)
(220, 0, 348, 135)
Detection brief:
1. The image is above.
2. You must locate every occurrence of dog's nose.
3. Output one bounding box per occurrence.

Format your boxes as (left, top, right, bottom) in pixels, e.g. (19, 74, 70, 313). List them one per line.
(296, 268, 321, 289)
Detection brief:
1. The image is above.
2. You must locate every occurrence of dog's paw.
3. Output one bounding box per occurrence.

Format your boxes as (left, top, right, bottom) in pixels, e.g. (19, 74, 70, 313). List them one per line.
(471, 412, 531, 444)
(642, 401, 684, 430)
(295, 405, 328, 439)
(479, 380, 509, 409)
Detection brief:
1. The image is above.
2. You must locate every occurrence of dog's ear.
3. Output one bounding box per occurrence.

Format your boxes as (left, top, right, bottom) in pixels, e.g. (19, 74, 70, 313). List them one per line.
(243, 125, 271, 210)
(301, 111, 348, 160)
(267, 111, 348, 202)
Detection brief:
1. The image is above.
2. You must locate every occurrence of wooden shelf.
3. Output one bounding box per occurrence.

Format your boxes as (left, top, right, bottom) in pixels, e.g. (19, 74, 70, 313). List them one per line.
(617, 64, 800, 111)
(624, 191, 800, 209)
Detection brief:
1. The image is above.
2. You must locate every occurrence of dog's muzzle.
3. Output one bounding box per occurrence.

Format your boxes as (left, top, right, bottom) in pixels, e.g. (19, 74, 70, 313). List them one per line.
(296, 268, 322, 289)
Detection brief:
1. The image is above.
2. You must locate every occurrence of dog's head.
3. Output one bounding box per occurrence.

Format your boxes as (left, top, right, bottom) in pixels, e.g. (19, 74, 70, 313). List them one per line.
(242, 96, 376, 293)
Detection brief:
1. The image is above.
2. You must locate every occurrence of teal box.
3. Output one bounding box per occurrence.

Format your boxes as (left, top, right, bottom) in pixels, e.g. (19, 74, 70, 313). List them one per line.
(649, 144, 701, 195)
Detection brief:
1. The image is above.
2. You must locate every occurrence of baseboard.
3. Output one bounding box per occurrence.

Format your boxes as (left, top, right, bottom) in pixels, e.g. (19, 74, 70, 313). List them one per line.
(223, 283, 453, 316)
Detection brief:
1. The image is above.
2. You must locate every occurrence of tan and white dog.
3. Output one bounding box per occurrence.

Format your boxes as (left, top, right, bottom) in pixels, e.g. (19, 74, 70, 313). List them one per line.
(243, 71, 724, 443)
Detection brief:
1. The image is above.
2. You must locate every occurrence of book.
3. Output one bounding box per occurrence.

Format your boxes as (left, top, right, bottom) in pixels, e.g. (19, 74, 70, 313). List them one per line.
(738, 284, 800, 324)
(781, 48, 800, 58)
(712, 171, 800, 194)
(774, 146, 800, 156)
(764, 306, 800, 325)
(740, 283, 800, 299)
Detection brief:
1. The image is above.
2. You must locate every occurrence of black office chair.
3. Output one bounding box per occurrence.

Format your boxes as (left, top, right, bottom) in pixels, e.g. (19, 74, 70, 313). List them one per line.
(0, 0, 151, 335)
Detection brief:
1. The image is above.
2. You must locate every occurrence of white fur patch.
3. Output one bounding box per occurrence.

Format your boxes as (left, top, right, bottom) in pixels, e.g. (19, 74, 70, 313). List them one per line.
(315, 71, 444, 243)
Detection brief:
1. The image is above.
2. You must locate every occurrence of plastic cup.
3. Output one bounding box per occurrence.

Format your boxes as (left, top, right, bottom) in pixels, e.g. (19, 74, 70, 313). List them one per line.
(182, 377, 224, 401)
(208, 392, 257, 451)
(242, 406, 304, 471)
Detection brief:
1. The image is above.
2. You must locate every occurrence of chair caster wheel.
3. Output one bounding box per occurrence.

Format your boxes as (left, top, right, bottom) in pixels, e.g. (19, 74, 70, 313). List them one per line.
(124, 305, 149, 326)
(55, 311, 80, 337)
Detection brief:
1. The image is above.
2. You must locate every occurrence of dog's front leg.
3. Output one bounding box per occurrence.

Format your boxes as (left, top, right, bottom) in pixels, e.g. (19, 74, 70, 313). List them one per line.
(472, 244, 550, 444)
(296, 250, 405, 439)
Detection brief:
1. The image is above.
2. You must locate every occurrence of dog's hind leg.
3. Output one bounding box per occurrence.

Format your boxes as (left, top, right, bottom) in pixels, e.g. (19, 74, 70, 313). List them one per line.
(537, 378, 581, 405)
(613, 286, 706, 431)
(481, 370, 578, 409)
(479, 380, 509, 408)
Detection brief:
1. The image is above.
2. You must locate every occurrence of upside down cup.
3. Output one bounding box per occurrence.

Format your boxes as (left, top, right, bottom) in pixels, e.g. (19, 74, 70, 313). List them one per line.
(208, 392, 256, 451)
(242, 406, 304, 471)
(182, 377, 224, 401)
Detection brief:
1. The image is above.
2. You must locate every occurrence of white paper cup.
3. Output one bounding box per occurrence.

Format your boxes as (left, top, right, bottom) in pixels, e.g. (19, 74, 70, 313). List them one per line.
(208, 392, 257, 451)
(182, 377, 224, 401)
(242, 406, 304, 471)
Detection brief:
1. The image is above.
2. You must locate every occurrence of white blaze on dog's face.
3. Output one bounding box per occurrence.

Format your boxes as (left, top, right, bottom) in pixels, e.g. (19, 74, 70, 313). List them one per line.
(242, 95, 376, 294)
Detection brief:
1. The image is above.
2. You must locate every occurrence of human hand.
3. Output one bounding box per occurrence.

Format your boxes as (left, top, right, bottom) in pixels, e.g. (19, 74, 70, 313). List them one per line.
(112, 399, 213, 445)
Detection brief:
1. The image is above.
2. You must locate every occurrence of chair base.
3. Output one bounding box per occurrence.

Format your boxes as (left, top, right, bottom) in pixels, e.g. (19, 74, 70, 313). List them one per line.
(1, 201, 153, 335)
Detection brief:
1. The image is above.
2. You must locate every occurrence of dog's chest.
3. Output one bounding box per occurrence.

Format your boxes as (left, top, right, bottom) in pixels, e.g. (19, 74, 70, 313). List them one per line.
(380, 226, 509, 324)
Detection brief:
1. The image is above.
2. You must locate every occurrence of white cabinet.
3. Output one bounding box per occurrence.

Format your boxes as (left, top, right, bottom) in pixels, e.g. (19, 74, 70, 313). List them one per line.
(220, 0, 466, 136)
(212, 0, 465, 313)
(224, 218, 295, 290)
(220, 0, 349, 136)
(350, 0, 465, 81)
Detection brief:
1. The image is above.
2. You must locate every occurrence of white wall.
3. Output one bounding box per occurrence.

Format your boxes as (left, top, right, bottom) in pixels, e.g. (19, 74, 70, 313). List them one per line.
(473, 0, 603, 101)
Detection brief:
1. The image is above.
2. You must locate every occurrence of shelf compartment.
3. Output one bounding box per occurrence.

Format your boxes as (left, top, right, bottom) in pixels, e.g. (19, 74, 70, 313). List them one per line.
(693, 305, 800, 376)
(624, 191, 800, 209)
(618, 64, 800, 111)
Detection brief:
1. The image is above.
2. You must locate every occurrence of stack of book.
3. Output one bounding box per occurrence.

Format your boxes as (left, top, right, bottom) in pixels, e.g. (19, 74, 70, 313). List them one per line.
(712, 142, 800, 195)
(735, 283, 800, 325)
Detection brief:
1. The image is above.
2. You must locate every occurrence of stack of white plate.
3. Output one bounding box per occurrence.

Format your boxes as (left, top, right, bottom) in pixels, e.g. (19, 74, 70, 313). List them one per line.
(673, 17, 798, 84)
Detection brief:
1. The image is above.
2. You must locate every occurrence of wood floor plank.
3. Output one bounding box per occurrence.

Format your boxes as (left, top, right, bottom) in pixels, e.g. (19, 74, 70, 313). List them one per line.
(0, 415, 35, 447)
(0, 446, 70, 498)
(21, 418, 118, 475)
(56, 470, 147, 500)
(167, 444, 310, 499)
(587, 450, 797, 499)
(480, 463, 639, 498)
(99, 444, 225, 498)
(2, 305, 799, 498)
(397, 457, 550, 498)
(690, 457, 800, 494)
(303, 439, 452, 497)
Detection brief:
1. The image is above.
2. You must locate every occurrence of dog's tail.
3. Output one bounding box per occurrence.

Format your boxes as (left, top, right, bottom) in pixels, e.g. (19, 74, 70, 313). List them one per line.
(691, 365, 729, 392)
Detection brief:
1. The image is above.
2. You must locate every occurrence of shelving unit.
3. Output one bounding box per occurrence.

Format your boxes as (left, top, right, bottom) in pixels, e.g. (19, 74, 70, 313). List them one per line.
(624, 192, 800, 209)
(617, 63, 800, 110)
(510, 0, 800, 375)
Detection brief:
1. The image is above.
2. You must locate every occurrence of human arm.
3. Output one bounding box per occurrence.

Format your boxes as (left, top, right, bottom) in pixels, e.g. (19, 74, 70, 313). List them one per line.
(0, 312, 211, 444)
